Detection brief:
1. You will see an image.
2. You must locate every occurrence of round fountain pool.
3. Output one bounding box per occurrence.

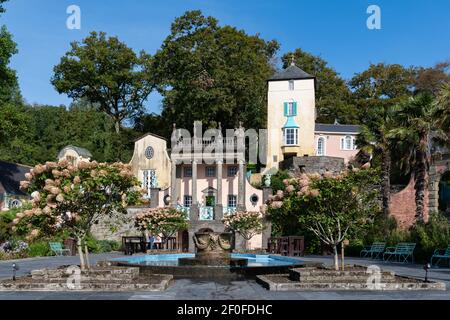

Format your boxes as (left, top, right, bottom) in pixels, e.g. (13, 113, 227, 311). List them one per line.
(110, 253, 306, 279)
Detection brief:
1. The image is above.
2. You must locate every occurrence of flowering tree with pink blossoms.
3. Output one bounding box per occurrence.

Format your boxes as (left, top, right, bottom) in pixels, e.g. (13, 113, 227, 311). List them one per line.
(135, 207, 188, 247)
(16, 160, 142, 270)
(223, 211, 265, 250)
(266, 169, 380, 270)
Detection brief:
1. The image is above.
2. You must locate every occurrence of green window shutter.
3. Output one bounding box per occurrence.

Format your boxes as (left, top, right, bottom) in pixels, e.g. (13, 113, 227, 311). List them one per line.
(293, 102, 298, 116)
(284, 102, 288, 116)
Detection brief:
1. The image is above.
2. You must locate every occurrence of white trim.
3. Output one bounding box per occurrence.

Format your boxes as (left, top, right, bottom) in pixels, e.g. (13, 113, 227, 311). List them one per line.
(316, 136, 326, 156)
(283, 128, 298, 146)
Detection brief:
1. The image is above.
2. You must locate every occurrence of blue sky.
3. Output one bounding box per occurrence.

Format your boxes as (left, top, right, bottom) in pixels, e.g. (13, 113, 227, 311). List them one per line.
(1, 0, 449, 114)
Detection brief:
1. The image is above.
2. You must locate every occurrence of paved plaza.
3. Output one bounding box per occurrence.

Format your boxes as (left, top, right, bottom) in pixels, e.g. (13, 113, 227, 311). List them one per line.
(0, 253, 449, 300)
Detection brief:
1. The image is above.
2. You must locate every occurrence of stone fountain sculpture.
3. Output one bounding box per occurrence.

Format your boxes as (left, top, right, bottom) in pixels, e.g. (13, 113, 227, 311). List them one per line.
(178, 230, 247, 267)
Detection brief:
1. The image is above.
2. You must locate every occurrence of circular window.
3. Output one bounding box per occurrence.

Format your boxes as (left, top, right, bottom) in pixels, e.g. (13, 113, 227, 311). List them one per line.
(250, 194, 259, 206)
(163, 195, 171, 206)
(9, 199, 22, 209)
(145, 146, 154, 159)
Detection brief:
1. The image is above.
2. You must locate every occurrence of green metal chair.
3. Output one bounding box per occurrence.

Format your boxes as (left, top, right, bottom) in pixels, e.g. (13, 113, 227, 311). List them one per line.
(430, 244, 450, 268)
(383, 242, 416, 264)
(49, 242, 70, 256)
(360, 242, 386, 259)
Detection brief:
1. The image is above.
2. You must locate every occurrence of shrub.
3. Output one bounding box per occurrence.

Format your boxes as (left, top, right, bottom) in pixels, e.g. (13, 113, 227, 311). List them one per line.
(27, 241, 51, 257)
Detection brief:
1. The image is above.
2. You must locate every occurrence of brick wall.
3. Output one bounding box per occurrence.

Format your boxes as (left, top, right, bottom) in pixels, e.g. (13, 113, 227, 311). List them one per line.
(389, 176, 429, 229)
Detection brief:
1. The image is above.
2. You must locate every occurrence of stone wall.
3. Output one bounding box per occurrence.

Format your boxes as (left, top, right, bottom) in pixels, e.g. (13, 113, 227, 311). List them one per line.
(90, 207, 145, 242)
(280, 156, 345, 174)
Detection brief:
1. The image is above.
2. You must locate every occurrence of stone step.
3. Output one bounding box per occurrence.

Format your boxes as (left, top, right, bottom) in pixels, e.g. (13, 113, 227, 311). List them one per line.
(31, 267, 139, 280)
(256, 275, 446, 291)
(0, 275, 173, 292)
(289, 268, 396, 282)
(290, 277, 399, 283)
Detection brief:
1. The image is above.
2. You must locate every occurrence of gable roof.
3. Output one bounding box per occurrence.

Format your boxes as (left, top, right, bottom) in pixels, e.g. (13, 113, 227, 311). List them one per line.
(134, 132, 167, 142)
(57, 145, 92, 159)
(0, 160, 31, 196)
(269, 63, 315, 81)
(315, 123, 361, 134)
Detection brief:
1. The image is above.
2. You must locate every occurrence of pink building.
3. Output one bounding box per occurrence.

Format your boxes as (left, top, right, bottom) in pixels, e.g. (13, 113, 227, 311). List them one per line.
(314, 123, 359, 163)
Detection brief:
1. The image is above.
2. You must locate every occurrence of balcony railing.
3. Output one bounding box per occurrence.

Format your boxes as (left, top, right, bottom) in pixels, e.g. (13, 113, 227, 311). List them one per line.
(199, 206, 214, 220)
(172, 137, 244, 153)
(176, 205, 191, 220)
(223, 206, 237, 216)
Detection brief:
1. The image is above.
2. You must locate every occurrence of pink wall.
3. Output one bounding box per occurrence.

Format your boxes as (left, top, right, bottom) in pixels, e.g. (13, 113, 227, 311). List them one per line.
(389, 176, 429, 229)
(175, 164, 262, 210)
(314, 133, 358, 163)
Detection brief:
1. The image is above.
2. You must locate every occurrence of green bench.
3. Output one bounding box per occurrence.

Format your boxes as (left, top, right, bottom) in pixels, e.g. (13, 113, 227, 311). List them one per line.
(49, 242, 71, 256)
(360, 242, 386, 259)
(430, 244, 450, 268)
(383, 242, 416, 264)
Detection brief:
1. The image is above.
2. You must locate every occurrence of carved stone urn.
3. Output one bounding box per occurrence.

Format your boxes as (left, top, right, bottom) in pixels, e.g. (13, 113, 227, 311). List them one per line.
(178, 230, 247, 267)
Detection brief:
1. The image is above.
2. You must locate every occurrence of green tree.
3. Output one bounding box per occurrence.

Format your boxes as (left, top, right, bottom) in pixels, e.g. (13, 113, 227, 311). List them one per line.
(356, 104, 396, 219)
(388, 95, 446, 222)
(282, 49, 357, 124)
(267, 169, 380, 270)
(434, 83, 450, 140)
(0, 25, 21, 104)
(0, 0, 8, 14)
(153, 10, 279, 131)
(350, 63, 416, 123)
(223, 211, 265, 250)
(414, 61, 450, 97)
(268, 169, 379, 270)
(51, 31, 154, 134)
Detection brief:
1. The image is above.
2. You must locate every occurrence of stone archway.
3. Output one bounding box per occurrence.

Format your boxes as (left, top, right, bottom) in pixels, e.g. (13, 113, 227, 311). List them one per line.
(428, 155, 450, 214)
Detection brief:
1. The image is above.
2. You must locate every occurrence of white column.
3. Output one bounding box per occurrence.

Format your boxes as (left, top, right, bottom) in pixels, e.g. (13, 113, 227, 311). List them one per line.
(192, 160, 198, 206)
(170, 160, 177, 207)
(237, 160, 246, 211)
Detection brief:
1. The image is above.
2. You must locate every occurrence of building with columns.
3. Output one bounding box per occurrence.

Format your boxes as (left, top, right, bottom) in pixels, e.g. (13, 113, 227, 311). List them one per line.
(129, 61, 362, 251)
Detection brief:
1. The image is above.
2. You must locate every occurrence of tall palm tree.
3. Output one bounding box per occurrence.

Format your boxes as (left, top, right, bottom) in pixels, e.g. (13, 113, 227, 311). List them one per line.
(388, 94, 446, 223)
(356, 105, 396, 218)
(434, 83, 450, 140)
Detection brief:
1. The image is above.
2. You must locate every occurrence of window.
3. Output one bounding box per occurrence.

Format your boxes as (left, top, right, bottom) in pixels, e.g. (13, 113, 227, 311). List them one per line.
(284, 128, 298, 146)
(289, 80, 294, 91)
(142, 169, 157, 199)
(340, 136, 355, 151)
(183, 166, 192, 177)
(228, 166, 238, 177)
(317, 137, 325, 156)
(9, 199, 22, 209)
(228, 195, 237, 207)
(184, 195, 192, 207)
(284, 101, 297, 116)
(205, 166, 216, 177)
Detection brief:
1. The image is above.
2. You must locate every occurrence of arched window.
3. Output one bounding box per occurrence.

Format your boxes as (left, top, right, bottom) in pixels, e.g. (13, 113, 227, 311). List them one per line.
(317, 137, 326, 156)
(341, 135, 354, 150)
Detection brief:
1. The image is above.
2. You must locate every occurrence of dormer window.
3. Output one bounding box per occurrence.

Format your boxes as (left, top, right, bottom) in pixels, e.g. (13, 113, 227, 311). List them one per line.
(289, 80, 294, 91)
(284, 101, 297, 117)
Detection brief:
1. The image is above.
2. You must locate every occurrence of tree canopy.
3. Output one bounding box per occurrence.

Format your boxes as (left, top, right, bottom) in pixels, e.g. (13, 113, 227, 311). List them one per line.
(51, 31, 154, 134)
(152, 10, 279, 131)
